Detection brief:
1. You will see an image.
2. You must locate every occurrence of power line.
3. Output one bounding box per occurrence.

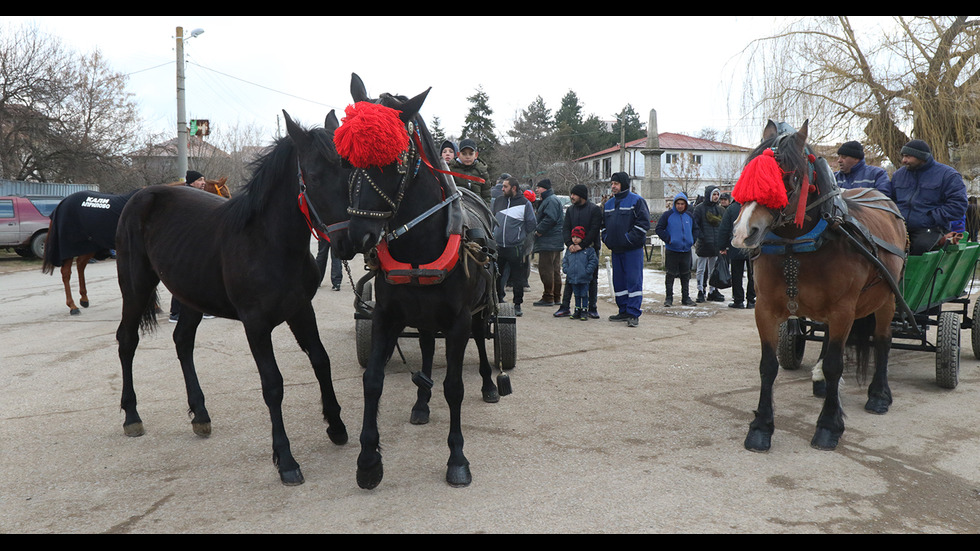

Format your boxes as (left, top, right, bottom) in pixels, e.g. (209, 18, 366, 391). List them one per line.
(187, 60, 339, 110)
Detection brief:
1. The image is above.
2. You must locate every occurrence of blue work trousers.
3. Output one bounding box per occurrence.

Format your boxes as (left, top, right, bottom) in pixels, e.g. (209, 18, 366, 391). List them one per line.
(611, 248, 644, 317)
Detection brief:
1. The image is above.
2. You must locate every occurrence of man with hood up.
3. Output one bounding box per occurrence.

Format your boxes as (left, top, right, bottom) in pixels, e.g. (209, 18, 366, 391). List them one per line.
(693, 185, 726, 302)
(656, 193, 698, 307)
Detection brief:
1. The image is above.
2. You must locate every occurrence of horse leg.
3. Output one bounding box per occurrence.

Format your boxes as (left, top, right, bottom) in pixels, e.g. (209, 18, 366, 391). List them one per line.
(285, 303, 348, 444)
(116, 256, 159, 438)
(745, 315, 780, 452)
(357, 314, 403, 490)
(411, 331, 436, 425)
(865, 309, 894, 415)
(811, 336, 830, 397)
(76, 254, 93, 308)
(471, 314, 498, 403)
(444, 315, 472, 487)
(243, 320, 302, 485)
(61, 261, 80, 315)
(172, 308, 211, 437)
(811, 317, 852, 450)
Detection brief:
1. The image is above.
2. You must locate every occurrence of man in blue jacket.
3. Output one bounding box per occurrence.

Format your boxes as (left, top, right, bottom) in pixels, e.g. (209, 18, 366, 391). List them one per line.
(888, 139, 968, 254)
(602, 172, 650, 327)
(656, 193, 698, 307)
(835, 141, 890, 191)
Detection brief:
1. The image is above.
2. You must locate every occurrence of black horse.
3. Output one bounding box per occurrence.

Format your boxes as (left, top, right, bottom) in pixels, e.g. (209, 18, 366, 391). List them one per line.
(113, 110, 353, 485)
(337, 73, 499, 489)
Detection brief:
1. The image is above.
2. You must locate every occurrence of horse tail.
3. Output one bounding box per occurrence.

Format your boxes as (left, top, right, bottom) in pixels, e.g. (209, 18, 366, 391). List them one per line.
(138, 288, 160, 334)
(846, 313, 876, 385)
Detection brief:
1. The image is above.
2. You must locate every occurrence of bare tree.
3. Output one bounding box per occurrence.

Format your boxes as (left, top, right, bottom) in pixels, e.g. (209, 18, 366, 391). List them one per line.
(742, 16, 980, 167)
(665, 153, 704, 199)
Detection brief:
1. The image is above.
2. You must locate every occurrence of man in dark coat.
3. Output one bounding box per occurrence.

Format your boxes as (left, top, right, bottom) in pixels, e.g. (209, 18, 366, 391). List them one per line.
(553, 184, 603, 319)
(532, 179, 565, 306)
(717, 199, 755, 308)
(693, 185, 725, 302)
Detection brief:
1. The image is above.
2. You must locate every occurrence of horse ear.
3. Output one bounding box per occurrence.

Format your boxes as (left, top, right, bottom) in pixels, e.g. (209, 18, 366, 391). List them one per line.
(796, 119, 810, 145)
(325, 110, 340, 132)
(763, 120, 779, 141)
(351, 73, 369, 103)
(283, 110, 311, 148)
(398, 88, 431, 124)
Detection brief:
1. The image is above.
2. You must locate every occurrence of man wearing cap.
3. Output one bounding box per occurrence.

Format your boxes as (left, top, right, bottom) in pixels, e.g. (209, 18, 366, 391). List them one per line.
(602, 172, 650, 327)
(553, 184, 602, 319)
(450, 138, 492, 205)
(531, 178, 565, 306)
(888, 139, 968, 254)
(835, 140, 890, 192)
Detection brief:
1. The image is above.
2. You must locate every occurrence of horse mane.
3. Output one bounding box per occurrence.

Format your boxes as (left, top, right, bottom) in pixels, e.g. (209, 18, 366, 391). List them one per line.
(226, 133, 298, 232)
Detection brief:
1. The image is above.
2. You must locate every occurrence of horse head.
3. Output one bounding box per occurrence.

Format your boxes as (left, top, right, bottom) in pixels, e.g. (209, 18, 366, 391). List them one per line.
(283, 109, 356, 260)
(337, 73, 431, 253)
(732, 119, 814, 248)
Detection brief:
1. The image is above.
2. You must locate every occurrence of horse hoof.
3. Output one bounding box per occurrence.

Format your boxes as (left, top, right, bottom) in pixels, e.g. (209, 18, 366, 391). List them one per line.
(410, 409, 430, 425)
(812, 380, 826, 398)
(80, 300, 89, 308)
(744, 429, 772, 452)
(357, 463, 384, 490)
(865, 398, 890, 415)
(280, 467, 305, 486)
(326, 425, 348, 445)
(810, 428, 841, 450)
(70, 308, 80, 316)
(192, 422, 212, 437)
(123, 422, 145, 437)
(482, 388, 500, 403)
(446, 464, 472, 487)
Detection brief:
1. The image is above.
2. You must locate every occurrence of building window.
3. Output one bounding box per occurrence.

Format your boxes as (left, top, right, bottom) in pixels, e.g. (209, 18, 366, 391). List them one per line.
(665, 153, 677, 164)
(693, 154, 703, 164)
(602, 158, 611, 179)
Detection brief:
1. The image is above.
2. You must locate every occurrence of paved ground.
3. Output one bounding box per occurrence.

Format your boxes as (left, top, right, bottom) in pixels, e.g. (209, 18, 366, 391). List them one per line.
(1, 248, 979, 533)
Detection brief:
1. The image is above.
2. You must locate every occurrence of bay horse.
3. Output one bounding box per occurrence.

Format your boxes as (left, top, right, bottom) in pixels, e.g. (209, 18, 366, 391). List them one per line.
(114, 110, 352, 485)
(731, 120, 907, 452)
(337, 73, 500, 489)
(42, 179, 231, 315)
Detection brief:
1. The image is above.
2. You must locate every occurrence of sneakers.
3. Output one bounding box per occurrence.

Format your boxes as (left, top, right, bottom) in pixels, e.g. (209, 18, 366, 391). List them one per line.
(532, 300, 555, 307)
(514, 304, 523, 317)
(708, 290, 725, 302)
(728, 302, 745, 309)
(168, 314, 179, 323)
(553, 307, 571, 317)
(696, 291, 705, 303)
(609, 312, 630, 322)
(664, 297, 673, 307)
(746, 300, 756, 309)
(570, 308, 581, 320)
(332, 283, 341, 291)
(681, 297, 696, 306)
(588, 310, 600, 319)
(627, 316, 639, 327)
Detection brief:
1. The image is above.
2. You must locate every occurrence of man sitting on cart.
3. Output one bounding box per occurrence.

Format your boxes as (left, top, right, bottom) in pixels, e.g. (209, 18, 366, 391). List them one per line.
(886, 139, 968, 255)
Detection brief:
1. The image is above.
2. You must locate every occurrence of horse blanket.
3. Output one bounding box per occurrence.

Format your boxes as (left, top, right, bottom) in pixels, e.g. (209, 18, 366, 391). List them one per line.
(45, 189, 139, 266)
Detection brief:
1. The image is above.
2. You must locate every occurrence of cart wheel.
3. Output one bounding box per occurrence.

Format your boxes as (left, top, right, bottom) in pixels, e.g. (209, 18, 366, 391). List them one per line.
(777, 320, 806, 370)
(494, 303, 517, 370)
(936, 310, 960, 389)
(971, 299, 980, 360)
(355, 282, 374, 369)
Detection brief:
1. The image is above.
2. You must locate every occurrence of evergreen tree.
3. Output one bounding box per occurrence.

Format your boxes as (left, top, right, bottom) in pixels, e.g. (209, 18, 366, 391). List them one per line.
(460, 86, 498, 171)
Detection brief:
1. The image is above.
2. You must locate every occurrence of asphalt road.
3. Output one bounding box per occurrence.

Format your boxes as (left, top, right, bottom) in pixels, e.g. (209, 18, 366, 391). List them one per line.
(1, 250, 979, 533)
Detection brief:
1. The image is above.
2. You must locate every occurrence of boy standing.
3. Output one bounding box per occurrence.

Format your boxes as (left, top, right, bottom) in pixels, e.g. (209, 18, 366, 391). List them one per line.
(562, 226, 599, 320)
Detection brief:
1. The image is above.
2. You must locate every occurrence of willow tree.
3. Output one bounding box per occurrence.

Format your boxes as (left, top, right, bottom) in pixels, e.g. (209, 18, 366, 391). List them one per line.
(742, 16, 980, 167)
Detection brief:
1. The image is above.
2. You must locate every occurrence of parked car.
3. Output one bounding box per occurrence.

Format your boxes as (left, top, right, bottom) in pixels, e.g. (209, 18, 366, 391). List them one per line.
(0, 196, 56, 259)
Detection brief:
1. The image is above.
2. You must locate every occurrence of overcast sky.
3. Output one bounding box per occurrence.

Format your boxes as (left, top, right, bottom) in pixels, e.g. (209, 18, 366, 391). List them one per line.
(8, 16, 784, 147)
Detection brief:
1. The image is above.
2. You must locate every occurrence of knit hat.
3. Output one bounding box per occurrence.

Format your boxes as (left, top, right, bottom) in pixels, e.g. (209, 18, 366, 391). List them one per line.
(837, 141, 864, 159)
(571, 226, 586, 240)
(440, 140, 457, 155)
(570, 184, 588, 200)
(610, 172, 630, 188)
(901, 139, 932, 161)
(536, 179, 552, 190)
(185, 170, 204, 184)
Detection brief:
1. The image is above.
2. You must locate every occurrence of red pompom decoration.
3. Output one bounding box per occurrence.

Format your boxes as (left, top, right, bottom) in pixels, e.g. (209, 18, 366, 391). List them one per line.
(334, 101, 409, 169)
(732, 149, 788, 210)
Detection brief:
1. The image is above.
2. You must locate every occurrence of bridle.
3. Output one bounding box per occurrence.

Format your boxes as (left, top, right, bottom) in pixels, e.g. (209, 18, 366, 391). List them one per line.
(766, 132, 818, 232)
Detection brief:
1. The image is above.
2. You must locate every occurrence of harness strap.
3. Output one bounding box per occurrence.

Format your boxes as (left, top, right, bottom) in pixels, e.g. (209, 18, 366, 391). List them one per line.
(375, 233, 463, 285)
(386, 192, 461, 242)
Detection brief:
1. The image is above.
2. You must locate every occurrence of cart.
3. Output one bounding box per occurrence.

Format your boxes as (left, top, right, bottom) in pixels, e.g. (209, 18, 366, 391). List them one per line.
(777, 240, 980, 389)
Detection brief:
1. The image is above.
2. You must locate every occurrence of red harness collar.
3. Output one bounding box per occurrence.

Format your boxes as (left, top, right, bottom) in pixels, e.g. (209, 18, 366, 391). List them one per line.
(375, 233, 462, 285)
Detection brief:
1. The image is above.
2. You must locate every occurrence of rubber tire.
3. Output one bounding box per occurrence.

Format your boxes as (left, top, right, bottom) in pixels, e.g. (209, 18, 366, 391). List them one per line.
(494, 303, 517, 370)
(777, 320, 805, 371)
(971, 299, 980, 360)
(355, 282, 374, 369)
(30, 231, 46, 259)
(936, 310, 960, 389)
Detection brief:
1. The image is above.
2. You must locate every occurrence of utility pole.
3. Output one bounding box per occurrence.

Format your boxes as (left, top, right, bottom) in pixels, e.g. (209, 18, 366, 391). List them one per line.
(176, 26, 188, 181)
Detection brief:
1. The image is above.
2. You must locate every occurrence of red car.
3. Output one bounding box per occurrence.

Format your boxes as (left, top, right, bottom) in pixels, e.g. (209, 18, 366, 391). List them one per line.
(0, 196, 58, 258)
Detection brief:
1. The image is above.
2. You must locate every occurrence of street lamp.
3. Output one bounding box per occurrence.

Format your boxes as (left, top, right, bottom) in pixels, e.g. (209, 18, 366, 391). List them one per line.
(176, 26, 204, 182)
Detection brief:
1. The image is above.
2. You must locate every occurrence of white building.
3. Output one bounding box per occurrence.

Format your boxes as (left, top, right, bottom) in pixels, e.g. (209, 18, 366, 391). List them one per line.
(576, 130, 750, 209)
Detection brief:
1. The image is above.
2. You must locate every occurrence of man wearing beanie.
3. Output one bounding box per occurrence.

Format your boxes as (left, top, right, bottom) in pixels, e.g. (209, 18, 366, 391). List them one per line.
(553, 183, 603, 318)
(888, 139, 968, 254)
(602, 172, 650, 327)
(185, 170, 206, 190)
(835, 141, 890, 192)
(531, 178, 565, 306)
